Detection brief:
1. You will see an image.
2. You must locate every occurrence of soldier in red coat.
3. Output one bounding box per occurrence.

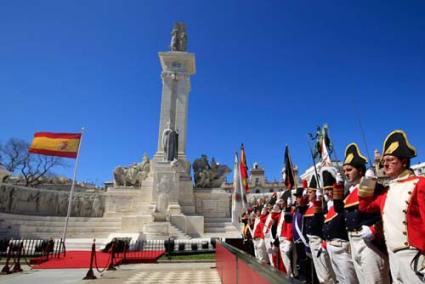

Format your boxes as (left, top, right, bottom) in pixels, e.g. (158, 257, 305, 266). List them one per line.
(276, 197, 294, 276)
(253, 207, 269, 264)
(358, 130, 425, 283)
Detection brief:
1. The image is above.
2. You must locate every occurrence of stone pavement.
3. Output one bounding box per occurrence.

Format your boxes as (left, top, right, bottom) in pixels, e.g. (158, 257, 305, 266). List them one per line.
(0, 268, 97, 284)
(81, 262, 221, 284)
(0, 262, 221, 284)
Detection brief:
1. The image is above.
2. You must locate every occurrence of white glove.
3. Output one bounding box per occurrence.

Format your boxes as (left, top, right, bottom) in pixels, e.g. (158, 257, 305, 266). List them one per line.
(361, 225, 375, 241)
(365, 168, 377, 179)
(336, 172, 344, 184)
(324, 194, 329, 202)
(316, 189, 323, 201)
(287, 197, 292, 206)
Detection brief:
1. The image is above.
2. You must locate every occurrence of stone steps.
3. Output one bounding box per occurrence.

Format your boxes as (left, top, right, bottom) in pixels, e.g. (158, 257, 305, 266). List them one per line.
(204, 217, 232, 223)
(169, 223, 191, 240)
(204, 227, 239, 233)
(0, 213, 121, 222)
(203, 217, 242, 238)
(13, 221, 121, 227)
(205, 222, 238, 228)
(65, 238, 109, 251)
(202, 232, 242, 239)
(0, 212, 122, 239)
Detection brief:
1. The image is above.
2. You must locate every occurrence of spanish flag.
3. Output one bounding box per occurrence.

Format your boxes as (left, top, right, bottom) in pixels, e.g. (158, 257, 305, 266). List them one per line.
(29, 132, 81, 158)
(240, 144, 250, 193)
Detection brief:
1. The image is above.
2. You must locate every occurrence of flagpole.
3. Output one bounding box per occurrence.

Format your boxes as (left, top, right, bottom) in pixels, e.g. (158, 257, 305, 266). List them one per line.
(231, 152, 240, 227)
(62, 127, 85, 243)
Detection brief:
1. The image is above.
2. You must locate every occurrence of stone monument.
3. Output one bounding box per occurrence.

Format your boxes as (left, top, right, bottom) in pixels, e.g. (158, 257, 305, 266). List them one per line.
(143, 22, 201, 238)
(102, 23, 203, 239)
(154, 23, 194, 162)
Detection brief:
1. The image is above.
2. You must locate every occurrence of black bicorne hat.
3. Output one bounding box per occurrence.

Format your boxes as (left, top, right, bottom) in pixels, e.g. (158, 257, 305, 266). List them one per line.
(321, 168, 336, 189)
(383, 130, 416, 159)
(293, 187, 304, 196)
(308, 175, 318, 190)
(343, 143, 367, 167)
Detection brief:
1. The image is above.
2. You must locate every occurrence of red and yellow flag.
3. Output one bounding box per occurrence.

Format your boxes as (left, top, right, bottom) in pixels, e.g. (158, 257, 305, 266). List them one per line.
(240, 144, 250, 193)
(29, 132, 81, 158)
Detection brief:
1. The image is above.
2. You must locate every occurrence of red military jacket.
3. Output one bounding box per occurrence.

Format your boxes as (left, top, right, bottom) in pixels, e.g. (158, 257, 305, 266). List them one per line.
(263, 212, 280, 235)
(277, 209, 293, 240)
(253, 214, 268, 239)
(359, 171, 425, 253)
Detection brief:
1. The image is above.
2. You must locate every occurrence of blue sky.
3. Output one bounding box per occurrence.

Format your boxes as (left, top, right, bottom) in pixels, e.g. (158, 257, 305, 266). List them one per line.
(1, 1, 424, 184)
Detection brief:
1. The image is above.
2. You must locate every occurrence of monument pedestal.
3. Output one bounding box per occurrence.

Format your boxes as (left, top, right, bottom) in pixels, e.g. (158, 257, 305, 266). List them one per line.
(143, 222, 170, 240)
(120, 215, 153, 232)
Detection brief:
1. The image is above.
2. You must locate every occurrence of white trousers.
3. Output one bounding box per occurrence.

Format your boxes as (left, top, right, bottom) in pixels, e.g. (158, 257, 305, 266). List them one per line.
(388, 248, 425, 284)
(348, 232, 390, 284)
(253, 238, 269, 264)
(264, 235, 276, 267)
(308, 235, 337, 284)
(326, 238, 359, 284)
(279, 239, 293, 276)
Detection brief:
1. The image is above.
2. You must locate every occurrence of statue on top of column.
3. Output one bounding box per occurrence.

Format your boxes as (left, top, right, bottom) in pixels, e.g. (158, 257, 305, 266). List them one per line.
(162, 120, 179, 162)
(170, 23, 187, 52)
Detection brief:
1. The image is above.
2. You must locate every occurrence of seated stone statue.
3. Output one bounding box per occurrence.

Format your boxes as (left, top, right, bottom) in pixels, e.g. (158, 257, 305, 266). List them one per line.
(113, 154, 151, 187)
(192, 155, 230, 188)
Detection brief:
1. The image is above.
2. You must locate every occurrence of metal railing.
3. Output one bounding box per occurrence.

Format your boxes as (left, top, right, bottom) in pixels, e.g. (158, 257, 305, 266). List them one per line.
(0, 238, 65, 274)
(110, 238, 216, 263)
(0, 239, 65, 260)
(217, 241, 302, 284)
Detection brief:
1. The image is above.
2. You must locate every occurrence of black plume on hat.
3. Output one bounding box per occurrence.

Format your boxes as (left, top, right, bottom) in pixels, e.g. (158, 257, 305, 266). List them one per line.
(343, 143, 367, 167)
(383, 130, 416, 159)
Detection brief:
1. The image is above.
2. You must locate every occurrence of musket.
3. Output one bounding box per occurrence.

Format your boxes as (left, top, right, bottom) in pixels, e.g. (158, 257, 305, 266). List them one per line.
(306, 138, 324, 208)
(353, 101, 373, 166)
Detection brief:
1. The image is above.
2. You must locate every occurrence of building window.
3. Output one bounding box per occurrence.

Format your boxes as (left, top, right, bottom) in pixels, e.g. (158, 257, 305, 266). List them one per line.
(255, 178, 259, 185)
(255, 189, 260, 193)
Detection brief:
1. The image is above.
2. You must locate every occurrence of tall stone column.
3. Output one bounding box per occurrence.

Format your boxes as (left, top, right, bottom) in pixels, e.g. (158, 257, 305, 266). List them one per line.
(154, 52, 195, 161)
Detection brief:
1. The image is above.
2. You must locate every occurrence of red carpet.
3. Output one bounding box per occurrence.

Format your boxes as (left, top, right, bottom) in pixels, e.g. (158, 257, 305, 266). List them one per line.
(32, 251, 122, 269)
(121, 250, 165, 263)
(31, 250, 165, 269)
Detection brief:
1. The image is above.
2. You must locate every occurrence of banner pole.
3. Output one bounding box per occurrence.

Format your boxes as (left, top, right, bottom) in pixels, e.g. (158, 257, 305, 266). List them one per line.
(62, 127, 85, 243)
(238, 159, 246, 210)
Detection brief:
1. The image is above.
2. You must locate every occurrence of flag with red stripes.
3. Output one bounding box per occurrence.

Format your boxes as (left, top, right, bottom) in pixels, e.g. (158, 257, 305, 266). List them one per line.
(240, 144, 250, 193)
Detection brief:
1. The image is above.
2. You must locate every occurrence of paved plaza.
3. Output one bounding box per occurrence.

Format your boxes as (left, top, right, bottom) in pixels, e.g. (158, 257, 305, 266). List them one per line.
(82, 262, 221, 284)
(0, 262, 221, 284)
